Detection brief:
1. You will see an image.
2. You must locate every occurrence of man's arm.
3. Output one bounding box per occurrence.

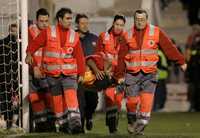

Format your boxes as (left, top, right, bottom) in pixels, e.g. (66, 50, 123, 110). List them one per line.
(87, 57, 105, 80)
(114, 43, 129, 81)
(73, 41, 86, 77)
(159, 29, 185, 65)
(25, 30, 37, 65)
(25, 29, 47, 65)
(26, 29, 47, 55)
(159, 29, 187, 71)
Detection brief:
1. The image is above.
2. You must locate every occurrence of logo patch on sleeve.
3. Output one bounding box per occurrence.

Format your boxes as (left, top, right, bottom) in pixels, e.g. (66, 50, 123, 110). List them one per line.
(92, 41, 97, 46)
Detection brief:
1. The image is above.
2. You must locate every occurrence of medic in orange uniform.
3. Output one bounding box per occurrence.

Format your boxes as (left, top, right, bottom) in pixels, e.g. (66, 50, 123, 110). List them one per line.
(87, 14, 127, 133)
(26, 8, 86, 134)
(117, 9, 187, 135)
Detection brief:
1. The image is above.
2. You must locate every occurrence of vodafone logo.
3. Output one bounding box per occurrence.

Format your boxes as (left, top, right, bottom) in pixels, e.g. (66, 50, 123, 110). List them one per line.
(66, 47, 73, 54)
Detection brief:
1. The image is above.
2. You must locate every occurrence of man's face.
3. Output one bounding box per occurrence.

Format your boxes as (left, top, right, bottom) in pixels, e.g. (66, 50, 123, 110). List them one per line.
(37, 15, 49, 30)
(59, 13, 72, 29)
(10, 26, 17, 37)
(134, 13, 147, 30)
(113, 19, 125, 34)
(78, 17, 89, 33)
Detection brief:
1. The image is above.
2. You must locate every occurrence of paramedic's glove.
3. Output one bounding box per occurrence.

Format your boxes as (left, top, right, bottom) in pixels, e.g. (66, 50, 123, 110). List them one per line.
(33, 66, 45, 79)
(180, 63, 187, 72)
(25, 53, 33, 65)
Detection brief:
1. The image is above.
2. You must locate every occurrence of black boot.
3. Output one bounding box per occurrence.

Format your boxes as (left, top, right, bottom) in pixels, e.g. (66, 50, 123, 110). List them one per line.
(86, 119, 93, 131)
(35, 121, 49, 132)
(68, 117, 82, 134)
(107, 116, 117, 133)
(106, 112, 119, 134)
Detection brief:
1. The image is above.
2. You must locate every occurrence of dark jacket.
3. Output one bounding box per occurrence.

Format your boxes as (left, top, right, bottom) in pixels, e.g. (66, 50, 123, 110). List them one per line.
(79, 31, 98, 56)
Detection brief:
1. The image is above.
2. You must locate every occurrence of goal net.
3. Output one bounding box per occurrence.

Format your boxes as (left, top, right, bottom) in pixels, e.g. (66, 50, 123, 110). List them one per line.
(0, 0, 29, 132)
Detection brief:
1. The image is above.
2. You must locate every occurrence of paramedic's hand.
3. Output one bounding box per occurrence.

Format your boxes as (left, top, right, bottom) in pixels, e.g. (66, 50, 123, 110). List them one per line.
(118, 78, 125, 84)
(78, 76, 84, 83)
(180, 63, 187, 72)
(25, 53, 33, 65)
(34, 67, 44, 79)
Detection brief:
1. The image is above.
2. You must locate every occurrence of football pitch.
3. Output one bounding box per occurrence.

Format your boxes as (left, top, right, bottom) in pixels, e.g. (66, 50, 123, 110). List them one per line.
(1, 112, 200, 138)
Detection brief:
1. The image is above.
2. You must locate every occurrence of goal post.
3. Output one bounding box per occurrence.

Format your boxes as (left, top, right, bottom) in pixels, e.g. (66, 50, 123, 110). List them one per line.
(20, 0, 29, 132)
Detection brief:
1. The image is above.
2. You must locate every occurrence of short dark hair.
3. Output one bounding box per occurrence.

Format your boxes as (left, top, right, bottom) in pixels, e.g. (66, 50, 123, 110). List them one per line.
(113, 14, 126, 23)
(9, 23, 17, 31)
(56, 8, 72, 21)
(134, 9, 148, 19)
(36, 8, 49, 19)
(75, 13, 88, 24)
(108, 14, 126, 33)
(10, 23, 17, 28)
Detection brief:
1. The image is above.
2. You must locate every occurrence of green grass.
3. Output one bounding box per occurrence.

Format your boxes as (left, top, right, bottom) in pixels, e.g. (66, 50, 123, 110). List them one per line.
(1, 112, 200, 138)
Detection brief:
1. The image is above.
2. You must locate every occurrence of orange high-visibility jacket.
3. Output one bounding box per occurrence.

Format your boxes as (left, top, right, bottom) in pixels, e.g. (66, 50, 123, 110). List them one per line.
(100, 31, 126, 66)
(42, 25, 79, 76)
(29, 24, 43, 67)
(125, 24, 160, 73)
